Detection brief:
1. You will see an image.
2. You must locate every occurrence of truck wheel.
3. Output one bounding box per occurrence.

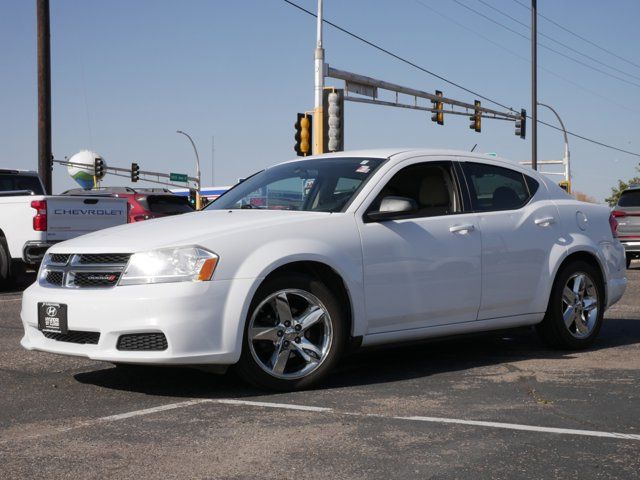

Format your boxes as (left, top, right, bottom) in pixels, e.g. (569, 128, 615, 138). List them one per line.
(0, 239, 11, 288)
(537, 260, 604, 349)
(235, 273, 347, 391)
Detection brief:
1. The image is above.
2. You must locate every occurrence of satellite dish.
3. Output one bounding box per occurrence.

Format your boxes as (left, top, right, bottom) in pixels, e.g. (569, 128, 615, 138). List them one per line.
(67, 150, 106, 189)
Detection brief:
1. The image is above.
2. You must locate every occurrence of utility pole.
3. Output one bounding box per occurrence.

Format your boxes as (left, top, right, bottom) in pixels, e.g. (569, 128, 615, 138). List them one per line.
(531, 0, 538, 170)
(313, 0, 324, 155)
(37, 0, 52, 193)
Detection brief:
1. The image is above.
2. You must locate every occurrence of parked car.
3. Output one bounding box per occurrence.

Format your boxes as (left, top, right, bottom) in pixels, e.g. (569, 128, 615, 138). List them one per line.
(20, 150, 627, 390)
(611, 185, 640, 268)
(0, 169, 128, 287)
(63, 187, 194, 223)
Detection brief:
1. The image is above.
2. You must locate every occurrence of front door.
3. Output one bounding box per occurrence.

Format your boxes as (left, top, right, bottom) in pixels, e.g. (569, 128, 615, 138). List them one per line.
(358, 159, 482, 334)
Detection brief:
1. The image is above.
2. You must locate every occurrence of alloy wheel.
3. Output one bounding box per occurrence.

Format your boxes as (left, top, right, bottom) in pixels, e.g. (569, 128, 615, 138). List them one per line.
(561, 272, 599, 339)
(248, 289, 333, 379)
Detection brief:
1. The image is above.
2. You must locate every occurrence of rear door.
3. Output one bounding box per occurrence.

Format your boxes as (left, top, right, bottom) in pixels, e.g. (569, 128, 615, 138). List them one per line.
(460, 161, 560, 320)
(46, 196, 128, 241)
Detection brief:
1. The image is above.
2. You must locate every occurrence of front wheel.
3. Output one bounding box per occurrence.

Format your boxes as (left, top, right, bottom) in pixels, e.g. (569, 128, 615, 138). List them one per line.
(626, 254, 633, 269)
(537, 260, 604, 349)
(235, 273, 346, 391)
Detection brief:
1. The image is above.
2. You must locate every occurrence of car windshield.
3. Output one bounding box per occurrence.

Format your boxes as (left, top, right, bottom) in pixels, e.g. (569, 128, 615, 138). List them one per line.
(208, 157, 384, 213)
(0, 173, 44, 194)
(618, 189, 640, 207)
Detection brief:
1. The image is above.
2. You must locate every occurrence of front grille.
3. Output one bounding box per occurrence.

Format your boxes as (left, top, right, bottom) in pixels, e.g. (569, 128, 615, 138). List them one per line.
(43, 330, 100, 345)
(45, 270, 64, 286)
(71, 271, 121, 288)
(40, 253, 131, 289)
(49, 254, 70, 265)
(117, 333, 168, 351)
(78, 254, 131, 265)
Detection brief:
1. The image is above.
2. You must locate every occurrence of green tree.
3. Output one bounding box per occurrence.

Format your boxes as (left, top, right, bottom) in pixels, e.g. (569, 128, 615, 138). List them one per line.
(606, 165, 640, 206)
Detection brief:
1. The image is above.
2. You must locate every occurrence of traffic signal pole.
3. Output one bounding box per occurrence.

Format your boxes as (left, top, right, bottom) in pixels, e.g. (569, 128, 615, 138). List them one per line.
(313, 0, 324, 155)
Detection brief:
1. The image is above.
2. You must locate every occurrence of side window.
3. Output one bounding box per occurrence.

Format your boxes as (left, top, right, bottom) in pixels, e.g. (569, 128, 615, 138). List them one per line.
(463, 162, 532, 212)
(369, 162, 461, 218)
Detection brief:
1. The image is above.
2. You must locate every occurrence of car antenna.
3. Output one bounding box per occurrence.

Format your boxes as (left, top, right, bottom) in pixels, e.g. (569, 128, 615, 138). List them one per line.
(470, 144, 478, 152)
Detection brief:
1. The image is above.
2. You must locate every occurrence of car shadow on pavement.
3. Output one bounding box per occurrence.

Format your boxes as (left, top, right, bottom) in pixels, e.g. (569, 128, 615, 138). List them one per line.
(74, 317, 640, 398)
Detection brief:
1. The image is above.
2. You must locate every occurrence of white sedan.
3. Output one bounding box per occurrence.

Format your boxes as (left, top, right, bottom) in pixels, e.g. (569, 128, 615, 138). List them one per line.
(21, 149, 627, 390)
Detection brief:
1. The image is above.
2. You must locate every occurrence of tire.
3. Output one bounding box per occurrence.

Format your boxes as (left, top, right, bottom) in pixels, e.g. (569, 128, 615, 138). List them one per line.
(234, 273, 347, 391)
(626, 254, 632, 269)
(537, 260, 604, 349)
(0, 239, 11, 289)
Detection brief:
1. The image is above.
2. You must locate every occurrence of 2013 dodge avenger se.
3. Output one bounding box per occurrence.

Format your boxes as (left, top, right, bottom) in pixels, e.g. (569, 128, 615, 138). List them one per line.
(20, 150, 627, 390)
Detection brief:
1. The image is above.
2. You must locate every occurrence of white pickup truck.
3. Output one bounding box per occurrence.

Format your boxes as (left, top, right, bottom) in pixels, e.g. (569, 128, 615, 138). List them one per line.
(0, 169, 128, 286)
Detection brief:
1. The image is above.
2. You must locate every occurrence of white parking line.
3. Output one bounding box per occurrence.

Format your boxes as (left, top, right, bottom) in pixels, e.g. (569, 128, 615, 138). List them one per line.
(213, 399, 640, 442)
(215, 398, 332, 412)
(99, 398, 213, 422)
(4, 398, 640, 444)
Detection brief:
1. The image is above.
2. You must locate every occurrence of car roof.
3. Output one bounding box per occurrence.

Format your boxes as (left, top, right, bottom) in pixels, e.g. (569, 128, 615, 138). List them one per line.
(277, 148, 533, 174)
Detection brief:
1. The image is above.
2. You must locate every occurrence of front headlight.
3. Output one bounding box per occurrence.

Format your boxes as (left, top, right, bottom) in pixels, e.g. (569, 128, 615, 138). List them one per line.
(119, 246, 219, 286)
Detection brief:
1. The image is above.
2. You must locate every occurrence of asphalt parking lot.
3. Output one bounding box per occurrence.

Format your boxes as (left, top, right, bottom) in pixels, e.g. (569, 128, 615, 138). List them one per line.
(1, 267, 640, 479)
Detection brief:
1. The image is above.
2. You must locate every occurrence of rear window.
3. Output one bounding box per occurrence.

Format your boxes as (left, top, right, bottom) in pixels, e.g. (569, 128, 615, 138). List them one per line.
(618, 190, 640, 207)
(0, 173, 44, 195)
(144, 195, 194, 215)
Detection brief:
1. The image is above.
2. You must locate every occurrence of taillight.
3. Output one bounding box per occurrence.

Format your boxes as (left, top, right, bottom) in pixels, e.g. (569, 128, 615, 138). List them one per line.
(30, 200, 47, 231)
(609, 213, 619, 238)
(612, 210, 626, 218)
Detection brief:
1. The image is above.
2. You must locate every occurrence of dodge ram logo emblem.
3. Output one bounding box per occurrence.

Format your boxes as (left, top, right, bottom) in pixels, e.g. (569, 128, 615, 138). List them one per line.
(46, 306, 58, 317)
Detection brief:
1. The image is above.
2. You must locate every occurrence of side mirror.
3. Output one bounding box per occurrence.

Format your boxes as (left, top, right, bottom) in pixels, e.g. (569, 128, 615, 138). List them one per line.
(366, 196, 418, 222)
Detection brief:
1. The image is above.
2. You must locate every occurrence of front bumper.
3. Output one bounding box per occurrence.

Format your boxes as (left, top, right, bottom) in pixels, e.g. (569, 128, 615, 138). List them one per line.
(20, 277, 256, 365)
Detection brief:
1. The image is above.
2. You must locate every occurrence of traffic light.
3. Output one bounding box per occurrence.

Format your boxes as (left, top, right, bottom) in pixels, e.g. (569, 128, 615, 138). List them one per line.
(323, 87, 344, 153)
(559, 180, 571, 193)
(188, 188, 198, 206)
(431, 90, 444, 125)
(294, 113, 313, 156)
(131, 162, 140, 182)
(94, 157, 105, 179)
(515, 109, 527, 139)
(469, 100, 481, 133)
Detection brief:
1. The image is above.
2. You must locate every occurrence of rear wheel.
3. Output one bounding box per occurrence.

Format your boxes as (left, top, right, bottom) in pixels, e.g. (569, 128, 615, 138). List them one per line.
(235, 273, 346, 391)
(627, 254, 633, 269)
(537, 260, 604, 349)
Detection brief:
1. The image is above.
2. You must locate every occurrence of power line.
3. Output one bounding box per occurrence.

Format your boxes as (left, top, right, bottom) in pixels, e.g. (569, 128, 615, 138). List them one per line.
(413, 0, 638, 115)
(511, 0, 640, 72)
(281, 0, 640, 159)
(474, 0, 640, 83)
(450, 0, 640, 89)
(281, 0, 516, 112)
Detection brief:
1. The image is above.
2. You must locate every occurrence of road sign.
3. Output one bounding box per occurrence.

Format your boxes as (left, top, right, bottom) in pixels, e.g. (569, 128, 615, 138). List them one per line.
(170, 173, 188, 182)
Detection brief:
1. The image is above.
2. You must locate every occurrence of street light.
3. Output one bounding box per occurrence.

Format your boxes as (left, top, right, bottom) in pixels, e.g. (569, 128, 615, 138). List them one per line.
(537, 103, 570, 189)
(176, 130, 202, 209)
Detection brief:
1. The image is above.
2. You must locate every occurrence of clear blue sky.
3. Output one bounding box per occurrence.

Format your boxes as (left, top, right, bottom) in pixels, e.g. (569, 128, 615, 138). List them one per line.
(1, 0, 639, 201)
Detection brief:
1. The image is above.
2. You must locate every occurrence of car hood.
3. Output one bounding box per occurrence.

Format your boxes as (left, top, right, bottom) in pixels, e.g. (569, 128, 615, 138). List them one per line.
(50, 210, 330, 253)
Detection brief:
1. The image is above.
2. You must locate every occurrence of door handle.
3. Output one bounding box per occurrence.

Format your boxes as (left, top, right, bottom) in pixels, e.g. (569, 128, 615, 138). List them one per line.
(449, 224, 475, 234)
(534, 216, 556, 227)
